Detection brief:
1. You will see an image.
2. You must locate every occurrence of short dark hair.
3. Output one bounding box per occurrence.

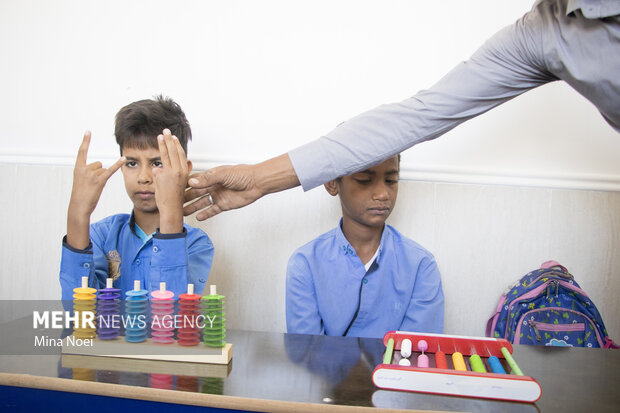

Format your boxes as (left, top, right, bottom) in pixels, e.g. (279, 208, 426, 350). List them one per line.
(336, 154, 401, 181)
(114, 95, 192, 154)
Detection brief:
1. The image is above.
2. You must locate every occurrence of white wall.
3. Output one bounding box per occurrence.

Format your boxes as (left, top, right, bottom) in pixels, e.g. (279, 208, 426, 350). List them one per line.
(0, 1, 618, 340)
(1, 0, 619, 188)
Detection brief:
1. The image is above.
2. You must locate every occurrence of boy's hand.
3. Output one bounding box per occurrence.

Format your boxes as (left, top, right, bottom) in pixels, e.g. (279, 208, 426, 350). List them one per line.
(67, 131, 125, 249)
(153, 129, 188, 234)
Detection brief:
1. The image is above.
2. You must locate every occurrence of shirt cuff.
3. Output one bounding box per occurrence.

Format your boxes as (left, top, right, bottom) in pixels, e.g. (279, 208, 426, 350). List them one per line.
(153, 227, 187, 240)
(151, 229, 188, 267)
(62, 235, 93, 254)
(288, 138, 335, 191)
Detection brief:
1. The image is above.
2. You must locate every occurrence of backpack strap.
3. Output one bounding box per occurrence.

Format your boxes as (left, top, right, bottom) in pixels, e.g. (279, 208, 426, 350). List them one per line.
(604, 337, 620, 349)
(540, 260, 568, 273)
(485, 294, 507, 337)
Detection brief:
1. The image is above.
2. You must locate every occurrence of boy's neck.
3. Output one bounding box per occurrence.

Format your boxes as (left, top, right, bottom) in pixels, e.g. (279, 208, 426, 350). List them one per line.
(133, 209, 159, 236)
(341, 216, 384, 265)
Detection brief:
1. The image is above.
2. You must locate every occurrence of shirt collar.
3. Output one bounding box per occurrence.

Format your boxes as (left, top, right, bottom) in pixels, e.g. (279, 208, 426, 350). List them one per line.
(336, 218, 389, 265)
(129, 212, 153, 243)
(566, 0, 620, 18)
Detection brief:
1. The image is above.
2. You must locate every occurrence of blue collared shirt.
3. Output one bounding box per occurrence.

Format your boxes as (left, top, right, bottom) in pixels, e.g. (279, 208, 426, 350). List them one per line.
(289, 0, 620, 191)
(286, 222, 444, 338)
(60, 213, 214, 300)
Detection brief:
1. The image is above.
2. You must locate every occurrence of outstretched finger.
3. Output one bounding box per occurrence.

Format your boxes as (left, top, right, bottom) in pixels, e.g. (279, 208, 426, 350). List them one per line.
(183, 190, 214, 215)
(158, 133, 171, 169)
(103, 156, 126, 180)
(184, 186, 210, 203)
(196, 198, 223, 221)
(76, 131, 91, 167)
(164, 131, 181, 170)
(188, 168, 221, 189)
(172, 133, 187, 169)
(183, 189, 222, 220)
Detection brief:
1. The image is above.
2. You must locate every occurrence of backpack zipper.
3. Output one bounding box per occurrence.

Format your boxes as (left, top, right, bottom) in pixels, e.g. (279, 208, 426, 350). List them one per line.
(524, 270, 573, 289)
(528, 320, 541, 341)
(516, 308, 603, 346)
(546, 280, 560, 301)
(527, 320, 585, 342)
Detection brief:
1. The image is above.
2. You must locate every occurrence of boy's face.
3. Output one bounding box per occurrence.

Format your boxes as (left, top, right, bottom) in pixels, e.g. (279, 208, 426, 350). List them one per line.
(121, 145, 162, 214)
(326, 156, 399, 229)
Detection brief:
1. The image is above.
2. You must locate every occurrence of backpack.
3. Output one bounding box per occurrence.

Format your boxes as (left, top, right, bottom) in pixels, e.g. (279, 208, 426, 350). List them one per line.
(486, 261, 618, 348)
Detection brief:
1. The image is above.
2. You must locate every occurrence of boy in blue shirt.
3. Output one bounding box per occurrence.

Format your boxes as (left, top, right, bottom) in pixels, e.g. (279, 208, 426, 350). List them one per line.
(60, 96, 214, 299)
(286, 155, 444, 338)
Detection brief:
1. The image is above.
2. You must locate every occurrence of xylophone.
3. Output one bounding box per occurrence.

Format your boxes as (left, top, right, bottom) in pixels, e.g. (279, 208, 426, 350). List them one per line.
(372, 331, 542, 403)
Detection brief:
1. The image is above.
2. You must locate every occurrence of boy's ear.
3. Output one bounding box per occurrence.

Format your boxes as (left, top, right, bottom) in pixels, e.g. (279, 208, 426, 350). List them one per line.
(187, 160, 193, 174)
(324, 180, 339, 196)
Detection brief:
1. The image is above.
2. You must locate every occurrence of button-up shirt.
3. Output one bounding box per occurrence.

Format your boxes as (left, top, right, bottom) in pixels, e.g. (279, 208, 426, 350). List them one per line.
(60, 213, 214, 300)
(289, 0, 620, 191)
(286, 222, 444, 338)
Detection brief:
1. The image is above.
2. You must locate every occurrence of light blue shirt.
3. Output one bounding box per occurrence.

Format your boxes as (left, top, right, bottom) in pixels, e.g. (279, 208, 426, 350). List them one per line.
(60, 213, 214, 300)
(289, 0, 620, 190)
(286, 222, 444, 339)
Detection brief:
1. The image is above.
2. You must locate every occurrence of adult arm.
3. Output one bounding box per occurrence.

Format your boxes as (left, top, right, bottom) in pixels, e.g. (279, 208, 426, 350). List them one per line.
(185, 4, 554, 218)
(290, 10, 554, 190)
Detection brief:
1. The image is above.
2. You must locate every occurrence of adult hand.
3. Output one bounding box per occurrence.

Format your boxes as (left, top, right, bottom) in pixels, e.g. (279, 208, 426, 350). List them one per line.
(183, 164, 263, 221)
(67, 131, 125, 248)
(153, 129, 189, 233)
(184, 154, 300, 221)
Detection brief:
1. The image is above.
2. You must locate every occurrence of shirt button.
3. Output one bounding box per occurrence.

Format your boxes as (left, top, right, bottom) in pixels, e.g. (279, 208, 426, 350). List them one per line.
(153, 246, 159, 253)
(362, 278, 368, 284)
(82, 263, 90, 268)
(136, 259, 141, 264)
(199, 278, 206, 283)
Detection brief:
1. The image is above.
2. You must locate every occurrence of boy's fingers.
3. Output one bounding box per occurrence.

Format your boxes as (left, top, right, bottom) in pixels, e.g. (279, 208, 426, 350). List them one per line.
(166, 137, 181, 170)
(173, 134, 187, 169)
(158, 134, 171, 168)
(75, 131, 91, 167)
(164, 130, 180, 170)
(87, 161, 103, 170)
(103, 156, 126, 179)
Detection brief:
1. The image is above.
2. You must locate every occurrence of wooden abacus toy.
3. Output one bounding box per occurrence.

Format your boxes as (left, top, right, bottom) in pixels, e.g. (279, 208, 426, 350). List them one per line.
(72, 276, 97, 339)
(62, 281, 232, 366)
(372, 331, 542, 403)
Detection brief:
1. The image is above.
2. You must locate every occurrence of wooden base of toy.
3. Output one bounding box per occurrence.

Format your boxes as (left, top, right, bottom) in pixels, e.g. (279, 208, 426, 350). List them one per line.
(62, 336, 232, 365)
(61, 353, 232, 378)
(372, 331, 542, 403)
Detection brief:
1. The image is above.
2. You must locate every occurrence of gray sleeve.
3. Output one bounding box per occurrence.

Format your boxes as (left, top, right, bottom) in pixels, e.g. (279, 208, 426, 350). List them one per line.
(289, 7, 557, 191)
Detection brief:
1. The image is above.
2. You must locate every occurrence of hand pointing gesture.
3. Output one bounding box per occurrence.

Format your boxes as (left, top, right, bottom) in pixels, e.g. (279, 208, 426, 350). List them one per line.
(66, 131, 125, 249)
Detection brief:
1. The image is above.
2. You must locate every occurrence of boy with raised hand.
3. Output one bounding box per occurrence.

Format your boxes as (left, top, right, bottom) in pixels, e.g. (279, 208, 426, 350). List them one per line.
(60, 96, 214, 300)
(286, 155, 444, 339)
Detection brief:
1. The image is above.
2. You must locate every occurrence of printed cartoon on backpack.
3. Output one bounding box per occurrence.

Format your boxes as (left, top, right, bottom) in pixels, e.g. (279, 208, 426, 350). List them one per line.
(486, 261, 618, 348)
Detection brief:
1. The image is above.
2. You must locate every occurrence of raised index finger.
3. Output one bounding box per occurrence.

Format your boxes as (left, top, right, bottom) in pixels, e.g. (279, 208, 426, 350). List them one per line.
(157, 132, 171, 168)
(76, 131, 91, 167)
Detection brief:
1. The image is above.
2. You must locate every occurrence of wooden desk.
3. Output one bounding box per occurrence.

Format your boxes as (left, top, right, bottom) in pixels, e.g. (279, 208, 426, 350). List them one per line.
(0, 316, 618, 412)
